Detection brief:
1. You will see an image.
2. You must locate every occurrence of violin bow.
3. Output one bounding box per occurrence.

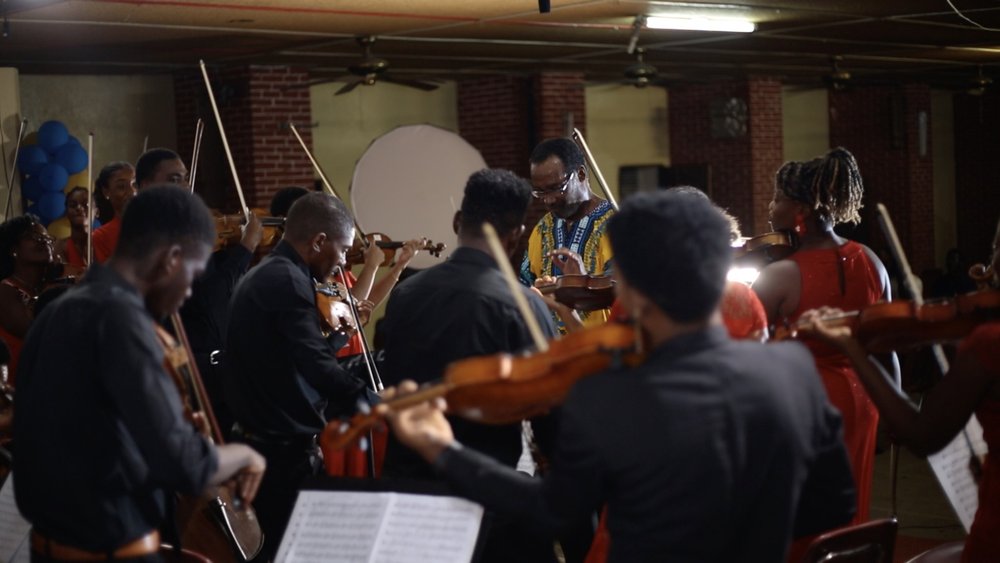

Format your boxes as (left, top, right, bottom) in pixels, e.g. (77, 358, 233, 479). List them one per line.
(333, 266, 384, 392)
(189, 118, 205, 194)
(2, 118, 27, 220)
(287, 122, 370, 244)
(482, 223, 550, 352)
(876, 202, 984, 512)
(199, 60, 252, 224)
(572, 128, 619, 212)
(87, 132, 95, 266)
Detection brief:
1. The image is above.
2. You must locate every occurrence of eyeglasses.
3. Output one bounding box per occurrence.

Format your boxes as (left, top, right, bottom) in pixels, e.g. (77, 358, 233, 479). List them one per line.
(531, 172, 574, 199)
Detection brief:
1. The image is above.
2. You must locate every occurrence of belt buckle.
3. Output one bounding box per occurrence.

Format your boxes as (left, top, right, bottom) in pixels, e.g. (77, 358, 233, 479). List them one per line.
(209, 350, 223, 366)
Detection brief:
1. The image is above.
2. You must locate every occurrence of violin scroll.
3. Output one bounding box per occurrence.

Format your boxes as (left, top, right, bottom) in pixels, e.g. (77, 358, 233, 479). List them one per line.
(970, 263, 995, 290)
(345, 233, 447, 268)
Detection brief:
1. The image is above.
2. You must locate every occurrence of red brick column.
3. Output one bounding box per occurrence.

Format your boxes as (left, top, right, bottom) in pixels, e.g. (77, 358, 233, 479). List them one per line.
(174, 65, 314, 210)
(953, 92, 1000, 265)
(669, 77, 783, 235)
(829, 84, 935, 275)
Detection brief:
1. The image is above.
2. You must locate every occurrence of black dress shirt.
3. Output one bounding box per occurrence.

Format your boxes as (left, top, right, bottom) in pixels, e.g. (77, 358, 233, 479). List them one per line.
(436, 327, 856, 563)
(224, 240, 367, 438)
(380, 246, 558, 479)
(13, 264, 218, 551)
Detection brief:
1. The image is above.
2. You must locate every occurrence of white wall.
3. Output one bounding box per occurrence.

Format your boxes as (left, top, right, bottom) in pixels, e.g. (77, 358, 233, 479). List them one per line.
(310, 80, 459, 209)
(584, 84, 669, 201)
(782, 87, 829, 163)
(18, 74, 177, 170)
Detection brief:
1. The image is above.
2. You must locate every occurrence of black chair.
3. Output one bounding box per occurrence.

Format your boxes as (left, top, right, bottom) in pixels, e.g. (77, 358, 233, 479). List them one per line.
(800, 518, 898, 563)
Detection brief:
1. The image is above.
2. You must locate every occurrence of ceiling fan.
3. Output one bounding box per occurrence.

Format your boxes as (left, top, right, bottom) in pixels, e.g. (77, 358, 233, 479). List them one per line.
(311, 36, 440, 95)
(823, 56, 852, 91)
(967, 66, 993, 96)
(623, 48, 663, 88)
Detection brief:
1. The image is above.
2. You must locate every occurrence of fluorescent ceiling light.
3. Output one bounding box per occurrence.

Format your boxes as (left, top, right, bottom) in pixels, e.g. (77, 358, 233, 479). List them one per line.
(646, 16, 756, 33)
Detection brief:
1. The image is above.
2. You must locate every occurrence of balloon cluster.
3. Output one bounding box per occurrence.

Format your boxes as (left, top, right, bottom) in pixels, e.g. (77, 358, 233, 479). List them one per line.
(15, 120, 89, 226)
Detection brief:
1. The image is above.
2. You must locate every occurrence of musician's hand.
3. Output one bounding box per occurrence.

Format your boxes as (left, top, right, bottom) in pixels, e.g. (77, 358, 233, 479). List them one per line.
(547, 248, 585, 275)
(213, 443, 267, 504)
(379, 380, 454, 463)
(529, 287, 584, 333)
(798, 307, 857, 350)
(533, 275, 558, 289)
(240, 213, 264, 252)
(363, 240, 385, 268)
(355, 298, 374, 326)
(395, 239, 425, 269)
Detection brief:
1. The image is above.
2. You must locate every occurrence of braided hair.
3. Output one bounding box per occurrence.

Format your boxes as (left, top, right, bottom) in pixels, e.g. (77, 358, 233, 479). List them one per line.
(0, 214, 43, 280)
(776, 147, 864, 226)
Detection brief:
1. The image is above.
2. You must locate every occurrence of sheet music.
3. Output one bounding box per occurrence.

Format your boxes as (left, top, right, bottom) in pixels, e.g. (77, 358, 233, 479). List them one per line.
(275, 490, 483, 563)
(371, 494, 483, 563)
(927, 415, 988, 532)
(0, 473, 31, 563)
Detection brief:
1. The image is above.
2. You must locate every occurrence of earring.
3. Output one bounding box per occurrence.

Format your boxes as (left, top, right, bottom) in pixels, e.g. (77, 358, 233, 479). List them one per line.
(794, 214, 807, 236)
(11, 252, 17, 258)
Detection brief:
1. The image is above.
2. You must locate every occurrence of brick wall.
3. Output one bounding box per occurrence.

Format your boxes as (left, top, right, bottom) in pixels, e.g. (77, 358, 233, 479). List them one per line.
(829, 84, 935, 276)
(669, 77, 782, 235)
(953, 92, 1000, 265)
(457, 72, 587, 255)
(174, 65, 314, 210)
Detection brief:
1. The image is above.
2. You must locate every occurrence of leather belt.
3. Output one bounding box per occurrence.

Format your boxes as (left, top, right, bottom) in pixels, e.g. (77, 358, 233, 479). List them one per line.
(31, 529, 160, 561)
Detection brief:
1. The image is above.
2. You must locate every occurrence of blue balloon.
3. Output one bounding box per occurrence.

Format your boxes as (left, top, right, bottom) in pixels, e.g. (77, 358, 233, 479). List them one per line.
(21, 175, 42, 203)
(37, 121, 70, 152)
(17, 145, 48, 176)
(38, 163, 69, 193)
(38, 192, 66, 223)
(25, 203, 40, 218)
(66, 136, 82, 146)
(55, 143, 88, 174)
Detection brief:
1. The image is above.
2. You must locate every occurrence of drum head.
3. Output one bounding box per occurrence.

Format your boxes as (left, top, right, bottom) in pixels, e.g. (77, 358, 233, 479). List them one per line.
(350, 125, 486, 269)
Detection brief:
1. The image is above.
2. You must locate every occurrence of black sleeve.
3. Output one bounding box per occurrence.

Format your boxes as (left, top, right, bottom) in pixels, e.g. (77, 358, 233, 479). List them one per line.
(437, 393, 605, 536)
(190, 246, 252, 309)
(793, 401, 857, 537)
(98, 304, 218, 494)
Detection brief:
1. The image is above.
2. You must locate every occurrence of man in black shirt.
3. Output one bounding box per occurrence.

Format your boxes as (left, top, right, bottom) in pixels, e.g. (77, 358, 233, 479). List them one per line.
(385, 190, 856, 562)
(14, 186, 265, 562)
(379, 168, 558, 562)
(225, 191, 371, 560)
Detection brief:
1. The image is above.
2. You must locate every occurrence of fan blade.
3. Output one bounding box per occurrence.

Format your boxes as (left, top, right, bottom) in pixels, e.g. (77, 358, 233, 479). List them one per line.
(335, 78, 364, 96)
(381, 76, 440, 92)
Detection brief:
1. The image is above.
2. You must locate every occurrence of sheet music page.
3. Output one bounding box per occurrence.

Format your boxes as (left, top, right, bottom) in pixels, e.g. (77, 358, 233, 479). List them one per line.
(275, 490, 390, 563)
(0, 473, 31, 563)
(371, 493, 483, 563)
(927, 415, 988, 532)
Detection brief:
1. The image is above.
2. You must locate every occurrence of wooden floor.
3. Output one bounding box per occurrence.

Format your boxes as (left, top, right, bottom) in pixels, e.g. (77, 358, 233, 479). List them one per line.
(868, 445, 967, 562)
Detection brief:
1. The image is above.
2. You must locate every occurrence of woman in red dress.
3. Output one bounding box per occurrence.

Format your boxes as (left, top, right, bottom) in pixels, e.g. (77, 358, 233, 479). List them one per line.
(0, 215, 56, 385)
(805, 216, 1000, 563)
(55, 187, 91, 270)
(91, 162, 136, 263)
(753, 147, 890, 533)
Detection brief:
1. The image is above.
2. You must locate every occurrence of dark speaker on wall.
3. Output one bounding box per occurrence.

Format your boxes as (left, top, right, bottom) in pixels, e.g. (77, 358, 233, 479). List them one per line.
(619, 164, 712, 200)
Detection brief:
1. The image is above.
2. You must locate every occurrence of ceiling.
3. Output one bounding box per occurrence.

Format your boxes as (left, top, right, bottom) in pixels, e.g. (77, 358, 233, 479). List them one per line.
(3, 0, 1000, 90)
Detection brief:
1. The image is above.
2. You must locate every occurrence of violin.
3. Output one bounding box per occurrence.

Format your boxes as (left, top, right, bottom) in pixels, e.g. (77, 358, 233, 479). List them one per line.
(775, 288, 1000, 354)
(213, 208, 284, 253)
(320, 321, 643, 456)
(344, 232, 446, 268)
(155, 316, 264, 561)
(315, 281, 359, 337)
(970, 262, 995, 290)
(536, 274, 616, 312)
(732, 231, 797, 267)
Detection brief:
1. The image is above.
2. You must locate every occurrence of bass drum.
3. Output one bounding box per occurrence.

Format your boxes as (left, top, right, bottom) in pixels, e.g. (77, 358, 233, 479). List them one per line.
(350, 125, 487, 269)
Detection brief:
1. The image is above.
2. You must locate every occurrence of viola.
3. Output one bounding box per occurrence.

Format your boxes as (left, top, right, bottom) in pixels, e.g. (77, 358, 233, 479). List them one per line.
(315, 281, 359, 337)
(155, 316, 264, 562)
(732, 231, 797, 267)
(320, 321, 643, 456)
(213, 209, 284, 253)
(536, 274, 616, 312)
(775, 289, 1000, 354)
(345, 232, 446, 268)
